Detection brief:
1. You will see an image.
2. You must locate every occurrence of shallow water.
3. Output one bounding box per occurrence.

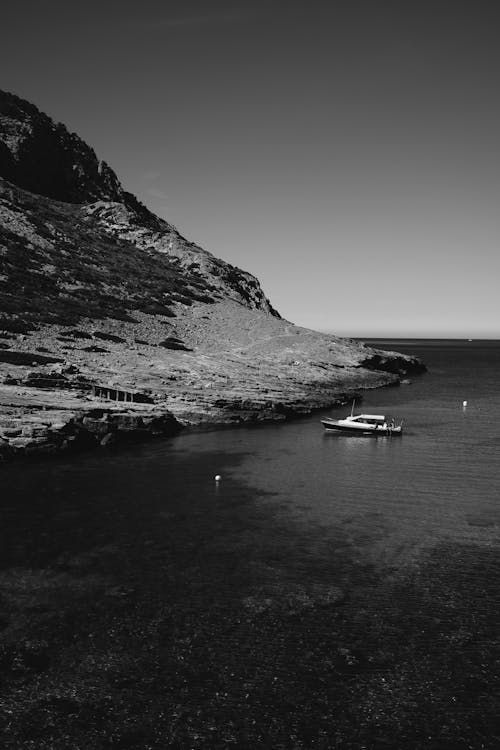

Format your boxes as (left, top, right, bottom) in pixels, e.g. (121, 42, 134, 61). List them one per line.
(1, 341, 500, 748)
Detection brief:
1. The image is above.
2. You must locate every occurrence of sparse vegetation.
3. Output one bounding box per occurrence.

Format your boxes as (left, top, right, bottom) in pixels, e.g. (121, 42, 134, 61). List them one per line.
(65, 329, 92, 339)
(159, 337, 193, 352)
(0, 187, 218, 332)
(93, 331, 125, 344)
(0, 351, 63, 366)
(82, 345, 108, 353)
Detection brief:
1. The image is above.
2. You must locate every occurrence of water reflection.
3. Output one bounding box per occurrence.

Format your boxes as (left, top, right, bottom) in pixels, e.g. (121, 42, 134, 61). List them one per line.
(323, 432, 396, 451)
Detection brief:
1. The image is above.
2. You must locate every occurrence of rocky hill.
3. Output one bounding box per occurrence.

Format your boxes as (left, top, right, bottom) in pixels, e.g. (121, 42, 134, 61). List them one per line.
(0, 90, 424, 458)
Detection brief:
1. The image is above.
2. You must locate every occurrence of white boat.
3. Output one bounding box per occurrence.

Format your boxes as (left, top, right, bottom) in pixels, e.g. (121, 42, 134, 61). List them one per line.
(321, 405, 403, 436)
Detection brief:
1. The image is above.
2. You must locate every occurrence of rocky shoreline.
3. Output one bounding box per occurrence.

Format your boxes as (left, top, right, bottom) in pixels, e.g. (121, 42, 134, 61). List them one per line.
(0, 395, 342, 462)
(0, 400, 181, 461)
(0, 301, 426, 462)
(0, 364, 421, 462)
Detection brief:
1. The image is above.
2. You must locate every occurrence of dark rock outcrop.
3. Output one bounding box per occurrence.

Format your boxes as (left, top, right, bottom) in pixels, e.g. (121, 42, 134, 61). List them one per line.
(360, 353, 427, 376)
(0, 407, 182, 460)
(0, 89, 278, 315)
(0, 90, 143, 211)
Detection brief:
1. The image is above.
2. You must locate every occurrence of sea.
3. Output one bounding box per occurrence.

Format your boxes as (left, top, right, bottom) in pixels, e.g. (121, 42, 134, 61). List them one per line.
(1, 340, 500, 748)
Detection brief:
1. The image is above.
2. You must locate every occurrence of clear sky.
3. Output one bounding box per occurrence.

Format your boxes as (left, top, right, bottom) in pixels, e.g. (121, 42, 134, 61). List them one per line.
(2, 0, 500, 337)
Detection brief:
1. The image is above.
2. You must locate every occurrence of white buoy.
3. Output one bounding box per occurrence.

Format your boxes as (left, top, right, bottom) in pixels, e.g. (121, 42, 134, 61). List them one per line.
(463, 400, 467, 407)
(215, 474, 222, 482)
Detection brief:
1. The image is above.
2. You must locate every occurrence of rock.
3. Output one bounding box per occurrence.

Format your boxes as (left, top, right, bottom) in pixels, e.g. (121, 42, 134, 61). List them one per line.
(0, 89, 278, 316)
(2, 428, 22, 438)
(81, 416, 109, 437)
(9, 437, 36, 449)
(62, 364, 79, 374)
(360, 353, 426, 376)
(0, 91, 130, 205)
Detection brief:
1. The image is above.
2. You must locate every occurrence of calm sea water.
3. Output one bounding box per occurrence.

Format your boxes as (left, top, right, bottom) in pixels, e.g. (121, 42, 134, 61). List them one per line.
(1, 341, 500, 748)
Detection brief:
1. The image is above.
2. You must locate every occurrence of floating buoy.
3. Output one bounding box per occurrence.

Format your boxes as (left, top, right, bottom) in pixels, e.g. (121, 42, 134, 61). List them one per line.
(463, 400, 467, 407)
(214, 474, 222, 482)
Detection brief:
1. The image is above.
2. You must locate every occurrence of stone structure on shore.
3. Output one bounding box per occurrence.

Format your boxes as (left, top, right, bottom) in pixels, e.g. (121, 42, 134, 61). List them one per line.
(0, 90, 425, 459)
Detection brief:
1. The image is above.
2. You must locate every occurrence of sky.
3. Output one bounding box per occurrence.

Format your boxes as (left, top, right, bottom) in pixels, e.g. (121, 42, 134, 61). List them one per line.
(2, 0, 500, 337)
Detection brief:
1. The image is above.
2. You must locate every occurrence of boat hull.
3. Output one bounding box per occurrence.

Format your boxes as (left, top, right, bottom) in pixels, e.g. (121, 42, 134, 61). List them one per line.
(321, 419, 402, 436)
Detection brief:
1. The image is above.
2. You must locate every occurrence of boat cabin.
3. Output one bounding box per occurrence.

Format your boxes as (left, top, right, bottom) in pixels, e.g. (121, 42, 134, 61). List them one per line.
(347, 414, 386, 425)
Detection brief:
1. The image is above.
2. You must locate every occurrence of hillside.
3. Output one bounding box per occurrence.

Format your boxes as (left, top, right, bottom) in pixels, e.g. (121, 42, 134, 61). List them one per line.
(0, 90, 424, 458)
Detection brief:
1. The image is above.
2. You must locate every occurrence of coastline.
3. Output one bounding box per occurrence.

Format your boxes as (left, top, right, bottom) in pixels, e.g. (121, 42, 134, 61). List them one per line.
(0, 364, 420, 462)
(0, 300, 426, 463)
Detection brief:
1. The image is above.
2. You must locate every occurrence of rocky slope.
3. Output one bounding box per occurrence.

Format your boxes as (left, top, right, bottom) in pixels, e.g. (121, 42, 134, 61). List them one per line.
(0, 90, 425, 458)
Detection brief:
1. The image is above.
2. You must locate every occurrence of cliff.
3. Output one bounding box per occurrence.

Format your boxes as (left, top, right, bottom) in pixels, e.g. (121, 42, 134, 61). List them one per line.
(0, 90, 425, 458)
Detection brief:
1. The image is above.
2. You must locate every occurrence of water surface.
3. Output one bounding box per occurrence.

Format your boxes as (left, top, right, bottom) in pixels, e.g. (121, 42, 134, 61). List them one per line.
(1, 341, 500, 748)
